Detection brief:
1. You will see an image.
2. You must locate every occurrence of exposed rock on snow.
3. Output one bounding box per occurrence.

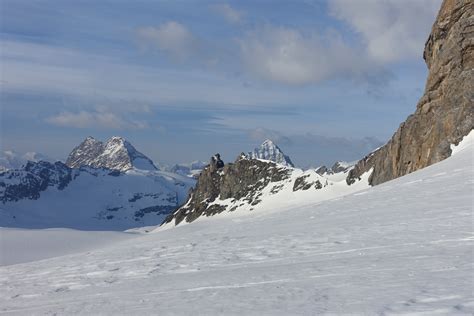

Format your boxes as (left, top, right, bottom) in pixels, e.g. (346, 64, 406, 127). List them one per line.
(163, 154, 369, 226)
(330, 161, 353, 173)
(66, 136, 157, 172)
(162, 155, 292, 225)
(0, 161, 72, 203)
(248, 139, 294, 167)
(293, 174, 323, 191)
(316, 161, 354, 175)
(347, 0, 474, 186)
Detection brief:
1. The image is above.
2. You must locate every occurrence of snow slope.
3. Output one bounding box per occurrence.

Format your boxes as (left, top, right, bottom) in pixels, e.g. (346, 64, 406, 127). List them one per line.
(0, 228, 137, 266)
(0, 133, 472, 314)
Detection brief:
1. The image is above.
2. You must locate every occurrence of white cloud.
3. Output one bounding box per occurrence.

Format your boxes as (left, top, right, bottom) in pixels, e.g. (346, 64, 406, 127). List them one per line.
(237, 0, 441, 85)
(46, 111, 148, 130)
(211, 3, 243, 24)
(136, 21, 196, 59)
(2, 40, 294, 107)
(248, 128, 292, 145)
(328, 0, 442, 63)
(238, 26, 379, 85)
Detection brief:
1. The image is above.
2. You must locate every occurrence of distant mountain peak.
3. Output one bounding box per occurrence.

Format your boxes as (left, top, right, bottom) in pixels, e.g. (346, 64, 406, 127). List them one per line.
(261, 139, 275, 146)
(249, 139, 294, 167)
(66, 136, 157, 172)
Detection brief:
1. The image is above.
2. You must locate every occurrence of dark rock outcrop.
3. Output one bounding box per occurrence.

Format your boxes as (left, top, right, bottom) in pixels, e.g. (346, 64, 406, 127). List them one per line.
(162, 155, 291, 225)
(348, 0, 473, 186)
(293, 175, 323, 191)
(315, 166, 329, 175)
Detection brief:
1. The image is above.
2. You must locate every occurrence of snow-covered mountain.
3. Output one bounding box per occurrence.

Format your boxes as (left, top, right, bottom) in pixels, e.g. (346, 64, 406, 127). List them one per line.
(0, 137, 194, 230)
(66, 136, 157, 172)
(0, 150, 54, 172)
(248, 139, 294, 167)
(1, 131, 471, 314)
(167, 160, 207, 178)
(0, 160, 194, 230)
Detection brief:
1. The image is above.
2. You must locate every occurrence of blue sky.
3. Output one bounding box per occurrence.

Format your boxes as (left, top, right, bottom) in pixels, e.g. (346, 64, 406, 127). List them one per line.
(1, 0, 442, 168)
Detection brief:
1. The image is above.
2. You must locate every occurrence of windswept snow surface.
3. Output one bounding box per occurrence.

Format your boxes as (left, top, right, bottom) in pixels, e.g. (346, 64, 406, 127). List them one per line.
(0, 228, 136, 266)
(0, 134, 473, 314)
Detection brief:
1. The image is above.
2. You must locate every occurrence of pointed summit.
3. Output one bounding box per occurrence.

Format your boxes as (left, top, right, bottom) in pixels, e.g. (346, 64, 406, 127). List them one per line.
(66, 136, 157, 171)
(249, 139, 294, 167)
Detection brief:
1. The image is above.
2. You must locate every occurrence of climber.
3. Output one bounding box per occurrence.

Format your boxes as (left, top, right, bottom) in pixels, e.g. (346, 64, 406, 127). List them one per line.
(210, 153, 224, 170)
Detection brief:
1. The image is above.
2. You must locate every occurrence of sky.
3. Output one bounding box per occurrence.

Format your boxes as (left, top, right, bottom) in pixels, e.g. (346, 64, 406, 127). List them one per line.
(0, 0, 442, 168)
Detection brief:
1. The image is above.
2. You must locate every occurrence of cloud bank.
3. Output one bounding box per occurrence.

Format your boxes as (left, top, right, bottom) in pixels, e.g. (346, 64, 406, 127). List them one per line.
(210, 3, 243, 24)
(46, 110, 148, 130)
(329, 0, 442, 63)
(238, 26, 382, 85)
(136, 22, 197, 60)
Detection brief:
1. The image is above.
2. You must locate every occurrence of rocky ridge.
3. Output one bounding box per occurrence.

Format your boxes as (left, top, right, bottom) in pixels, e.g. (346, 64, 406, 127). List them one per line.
(162, 154, 368, 226)
(347, 0, 473, 186)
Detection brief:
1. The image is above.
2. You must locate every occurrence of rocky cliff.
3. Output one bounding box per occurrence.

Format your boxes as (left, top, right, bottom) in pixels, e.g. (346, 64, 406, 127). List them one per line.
(162, 155, 292, 225)
(347, 0, 473, 186)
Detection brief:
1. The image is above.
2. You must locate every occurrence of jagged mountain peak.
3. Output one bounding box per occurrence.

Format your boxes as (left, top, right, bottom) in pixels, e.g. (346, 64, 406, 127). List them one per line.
(249, 139, 294, 167)
(66, 136, 157, 172)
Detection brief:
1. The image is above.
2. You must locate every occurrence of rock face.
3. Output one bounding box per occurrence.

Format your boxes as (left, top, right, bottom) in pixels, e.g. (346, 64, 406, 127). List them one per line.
(162, 154, 370, 226)
(348, 0, 473, 186)
(162, 155, 292, 225)
(316, 161, 354, 175)
(249, 139, 294, 167)
(66, 136, 157, 172)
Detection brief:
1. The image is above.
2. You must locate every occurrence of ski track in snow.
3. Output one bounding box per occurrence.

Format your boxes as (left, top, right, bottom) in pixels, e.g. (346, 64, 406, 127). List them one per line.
(0, 134, 473, 315)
